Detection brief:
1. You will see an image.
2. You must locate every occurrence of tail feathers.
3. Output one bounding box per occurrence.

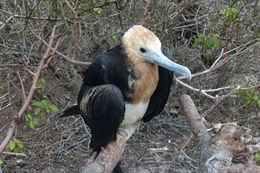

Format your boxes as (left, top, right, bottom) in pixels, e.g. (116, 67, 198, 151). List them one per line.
(60, 105, 80, 118)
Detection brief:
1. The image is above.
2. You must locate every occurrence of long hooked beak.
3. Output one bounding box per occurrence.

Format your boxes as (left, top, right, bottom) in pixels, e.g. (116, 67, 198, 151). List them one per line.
(148, 51, 192, 81)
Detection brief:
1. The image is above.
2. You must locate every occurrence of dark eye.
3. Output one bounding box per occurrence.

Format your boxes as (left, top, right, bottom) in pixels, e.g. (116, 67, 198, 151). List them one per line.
(140, 48, 146, 53)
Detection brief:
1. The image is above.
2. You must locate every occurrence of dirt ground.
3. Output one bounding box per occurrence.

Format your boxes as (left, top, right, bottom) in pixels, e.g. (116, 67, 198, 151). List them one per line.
(0, 0, 260, 173)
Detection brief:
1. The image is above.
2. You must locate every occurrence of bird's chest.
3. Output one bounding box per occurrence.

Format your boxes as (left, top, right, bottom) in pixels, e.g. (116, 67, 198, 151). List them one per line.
(128, 63, 159, 104)
(121, 63, 159, 126)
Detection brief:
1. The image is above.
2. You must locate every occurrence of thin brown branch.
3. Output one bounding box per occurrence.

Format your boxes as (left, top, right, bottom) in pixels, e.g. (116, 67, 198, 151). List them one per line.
(42, 36, 61, 70)
(32, 31, 91, 66)
(16, 71, 27, 102)
(38, 22, 45, 36)
(22, 59, 35, 76)
(0, 25, 58, 154)
(72, 27, 80, 60)
(140, 0, 151, 25)
(222, 20, 237, 61)
(65, 0, 79, 59)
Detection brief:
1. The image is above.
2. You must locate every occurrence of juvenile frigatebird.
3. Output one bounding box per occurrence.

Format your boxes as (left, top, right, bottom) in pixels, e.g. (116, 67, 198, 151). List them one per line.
(61, 25, 191, 172)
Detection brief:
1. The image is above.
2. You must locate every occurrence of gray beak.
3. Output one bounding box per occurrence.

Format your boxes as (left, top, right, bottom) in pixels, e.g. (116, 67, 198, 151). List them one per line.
(148, 51, 192, 81)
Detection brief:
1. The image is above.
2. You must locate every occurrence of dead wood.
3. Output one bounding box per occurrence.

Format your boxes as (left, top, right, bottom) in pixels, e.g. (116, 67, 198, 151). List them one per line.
(81, 121, 141, 173)
(179, 94, 260, 173)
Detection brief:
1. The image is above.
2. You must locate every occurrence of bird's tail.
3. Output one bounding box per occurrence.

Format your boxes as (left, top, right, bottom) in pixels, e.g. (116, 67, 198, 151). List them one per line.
(60, 105, 80, 118)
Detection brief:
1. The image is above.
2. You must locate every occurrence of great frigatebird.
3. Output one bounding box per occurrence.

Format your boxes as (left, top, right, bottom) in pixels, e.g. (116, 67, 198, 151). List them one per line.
(61, 25, 191, 172)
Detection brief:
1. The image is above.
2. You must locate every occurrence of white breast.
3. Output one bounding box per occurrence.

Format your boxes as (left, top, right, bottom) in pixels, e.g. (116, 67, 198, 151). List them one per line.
(120, 101, 149, 127)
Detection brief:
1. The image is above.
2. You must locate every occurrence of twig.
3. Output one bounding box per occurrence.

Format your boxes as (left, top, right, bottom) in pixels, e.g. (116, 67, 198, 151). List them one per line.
(32, 30, 90, 66)
(22, 59, 35, 76)
(65, 0, 79, 59)
(16, 71, 26, 102)
(2, 151, 27, 157)
(178, 40, 257, 80)
(140, 0, 151, 25)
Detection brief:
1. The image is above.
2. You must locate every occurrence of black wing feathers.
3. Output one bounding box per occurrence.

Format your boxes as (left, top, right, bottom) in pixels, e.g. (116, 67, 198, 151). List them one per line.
(60, 105, 80, 118)
(76, 45, 128, 153)
(79, 85, 125, 153)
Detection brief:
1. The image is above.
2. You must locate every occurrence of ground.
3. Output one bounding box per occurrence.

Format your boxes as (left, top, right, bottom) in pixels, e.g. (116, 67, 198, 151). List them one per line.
(0, 0, 259, 172)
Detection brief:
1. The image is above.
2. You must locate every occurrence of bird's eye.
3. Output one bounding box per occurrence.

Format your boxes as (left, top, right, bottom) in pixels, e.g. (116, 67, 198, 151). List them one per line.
(140, 48, 146, 53)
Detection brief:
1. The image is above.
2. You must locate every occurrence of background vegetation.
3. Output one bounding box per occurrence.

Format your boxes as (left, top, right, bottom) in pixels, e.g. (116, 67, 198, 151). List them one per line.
(0, 0, 259, 172)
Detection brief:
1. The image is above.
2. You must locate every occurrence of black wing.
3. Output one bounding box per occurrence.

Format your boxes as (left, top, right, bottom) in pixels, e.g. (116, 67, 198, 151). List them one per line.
(142, 51, 173, 122)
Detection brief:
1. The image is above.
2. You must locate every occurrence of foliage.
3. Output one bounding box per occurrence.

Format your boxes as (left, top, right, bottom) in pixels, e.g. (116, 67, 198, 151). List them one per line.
(37, 77, 46, 93)
(169, 108, 178, 115)
(32, 99, 58, 116)
(255, 153, 260, 165)
(6, 139, 23, 153)
(236, 87, 260, 109)
(25, 114, 39, 128)
(0, 84, 3, 89)
(112, 28, 122, 43)
(195, 33, 220, 58)
(221, 8, 238, 21)
(93, 8, 103, 14)
(0, 159, 3, 165)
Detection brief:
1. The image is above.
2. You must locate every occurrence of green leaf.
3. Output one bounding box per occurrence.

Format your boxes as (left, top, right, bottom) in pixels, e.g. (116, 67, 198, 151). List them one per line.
(43, 95, 48, 99)
(0, 159, 3, 165)
(16, 140, 23, 148)
(0, 85, 3, 89)
(29, 121, 35, 128)
(9, 141, 15, 150)
(50, 105, 58, 112)
(46, 108, 50, 114)
(32, 101, 44, 107)
(82, 15, 88, 21)
(93, 8, 103, 14)
(255, 153, 260, 161)
(257, 100, 260, 108)
(34, 108, 41, 115)
(42, 100, 49, 107)
(33, 118, 39, 124)
(117, 28, 122, 32)
(169, 109, 178, 115)
(40, 77, 45, 84)
(14, 146, 19, 153)
(25, 114, 32, 121)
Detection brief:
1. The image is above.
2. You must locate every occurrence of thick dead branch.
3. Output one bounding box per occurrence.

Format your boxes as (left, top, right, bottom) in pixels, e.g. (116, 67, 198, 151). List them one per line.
(81, 121, 141, 173)
(179, 94, 260, 173)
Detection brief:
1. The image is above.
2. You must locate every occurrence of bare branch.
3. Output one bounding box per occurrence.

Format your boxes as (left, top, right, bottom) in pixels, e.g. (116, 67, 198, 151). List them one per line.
(65, 0, 79, 59)
(22, 59, 35, 76)
(179, 94, 260, 173)
(32, 31, 91, 66)
(82, 121, 141, 173)
(0, 25, 59, 154)
(140, 0, 151, 25)
(16, 71, 27, 102)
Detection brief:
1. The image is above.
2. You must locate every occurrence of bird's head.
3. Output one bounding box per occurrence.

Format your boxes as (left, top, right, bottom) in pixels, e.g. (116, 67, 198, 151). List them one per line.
(122, 25, 192, 81)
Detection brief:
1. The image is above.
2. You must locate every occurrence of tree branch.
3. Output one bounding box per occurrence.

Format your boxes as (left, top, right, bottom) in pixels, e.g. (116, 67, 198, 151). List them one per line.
(16, 71, 27, 102)
(81, 121, 141, 173)
(179, 94, 260, 173)
(0, 25, 60, 154)
(140, 0, 151, 25)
